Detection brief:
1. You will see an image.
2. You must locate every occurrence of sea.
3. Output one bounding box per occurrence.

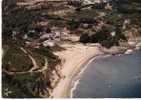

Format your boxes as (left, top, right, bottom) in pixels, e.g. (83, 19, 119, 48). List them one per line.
(70, 49, 141, 98)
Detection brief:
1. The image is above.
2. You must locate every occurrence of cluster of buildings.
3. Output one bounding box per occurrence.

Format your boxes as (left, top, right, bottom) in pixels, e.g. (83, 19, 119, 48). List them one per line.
(24, 26, 70, 48)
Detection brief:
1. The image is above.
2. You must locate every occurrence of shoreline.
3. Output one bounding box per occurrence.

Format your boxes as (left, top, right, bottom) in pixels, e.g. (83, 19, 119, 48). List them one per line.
(50, 41, 141, 98)
(50, 43, 103, 98)
(68, 54, 110, 98)
(69, 48, 141, 98)
(63, 55, 99, 98)
(68, 45, 141, 98)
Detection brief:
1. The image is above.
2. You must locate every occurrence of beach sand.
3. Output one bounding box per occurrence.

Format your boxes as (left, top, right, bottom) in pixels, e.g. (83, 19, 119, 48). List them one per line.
(50, 42, 103, 98)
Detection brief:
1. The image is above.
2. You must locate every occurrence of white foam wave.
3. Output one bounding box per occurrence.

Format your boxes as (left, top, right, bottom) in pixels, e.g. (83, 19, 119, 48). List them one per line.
(70, 55, 112, 97)
(70, 57, 98, 98)
(70, 79, 80, 98)
(78, 58, 94, 75)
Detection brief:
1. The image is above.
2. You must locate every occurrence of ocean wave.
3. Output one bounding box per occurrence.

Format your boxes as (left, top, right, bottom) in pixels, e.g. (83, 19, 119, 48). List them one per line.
(69, 54, 117, 97)
(70, 56, 104, 98)
(70, 79, 80, 98)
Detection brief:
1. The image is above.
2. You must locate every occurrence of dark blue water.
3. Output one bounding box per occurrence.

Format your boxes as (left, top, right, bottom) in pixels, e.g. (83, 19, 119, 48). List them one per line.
(72, 50, 141, 98)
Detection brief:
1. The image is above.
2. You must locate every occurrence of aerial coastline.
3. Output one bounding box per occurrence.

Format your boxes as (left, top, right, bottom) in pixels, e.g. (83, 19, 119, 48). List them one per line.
(2, 0, 141, 98)
(50, 40, 141, 98)
(50, 42, 103, 98)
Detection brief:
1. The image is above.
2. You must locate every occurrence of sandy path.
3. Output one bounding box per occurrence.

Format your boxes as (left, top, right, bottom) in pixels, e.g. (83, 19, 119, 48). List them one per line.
(50, 43, 103, 98)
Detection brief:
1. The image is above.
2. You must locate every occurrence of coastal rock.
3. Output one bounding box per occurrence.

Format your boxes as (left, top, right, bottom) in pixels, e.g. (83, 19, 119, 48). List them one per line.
(135, 42, 141, 50)
(125, 49, 133, 54)
(136, 42, 141, 48)
(101, 46, 127, 55)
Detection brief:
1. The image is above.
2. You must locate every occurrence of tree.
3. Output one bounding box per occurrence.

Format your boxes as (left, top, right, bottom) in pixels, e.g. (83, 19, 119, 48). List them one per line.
(79, 33, 90, 43)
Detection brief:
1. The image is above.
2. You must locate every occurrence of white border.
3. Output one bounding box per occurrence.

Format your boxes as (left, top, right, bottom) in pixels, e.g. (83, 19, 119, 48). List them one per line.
(0, 0, 141, 100)
(0, 0, 2, 99)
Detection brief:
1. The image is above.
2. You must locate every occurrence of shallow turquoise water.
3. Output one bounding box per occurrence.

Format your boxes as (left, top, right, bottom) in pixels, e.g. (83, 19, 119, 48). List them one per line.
(72, 50, 141, 98)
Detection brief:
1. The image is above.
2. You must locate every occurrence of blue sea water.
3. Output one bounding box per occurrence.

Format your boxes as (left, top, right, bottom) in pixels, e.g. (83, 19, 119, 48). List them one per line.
(72, 50, 141, 98)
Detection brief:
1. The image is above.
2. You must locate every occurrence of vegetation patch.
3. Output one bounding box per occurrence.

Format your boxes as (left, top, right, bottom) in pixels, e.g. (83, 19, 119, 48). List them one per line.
(2, 45, 32, 72)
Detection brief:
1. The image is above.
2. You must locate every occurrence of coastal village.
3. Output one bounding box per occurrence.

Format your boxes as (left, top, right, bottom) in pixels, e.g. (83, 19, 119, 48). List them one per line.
(2, 0, 141, 98)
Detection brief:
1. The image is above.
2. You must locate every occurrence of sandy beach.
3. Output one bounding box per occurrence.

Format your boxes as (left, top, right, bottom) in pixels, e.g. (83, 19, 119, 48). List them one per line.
(50, 42, 103, 98)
